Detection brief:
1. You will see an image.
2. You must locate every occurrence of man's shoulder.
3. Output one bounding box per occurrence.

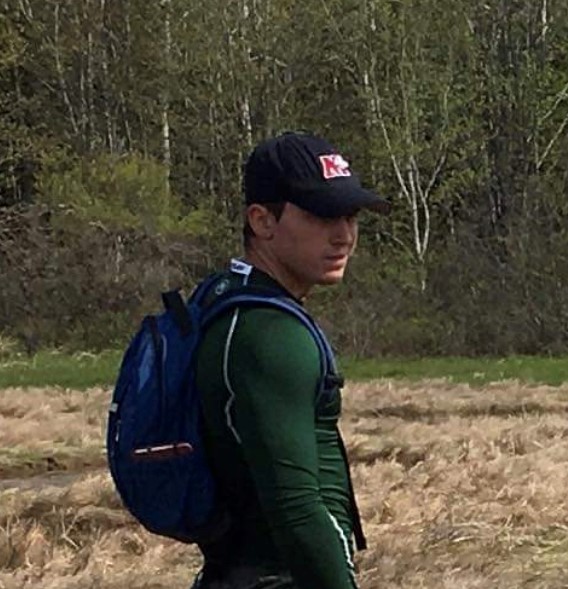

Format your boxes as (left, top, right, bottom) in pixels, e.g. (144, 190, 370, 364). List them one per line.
(239, 304, 318, 337)
(197, 278, 318, 340)
(230, 307, 322, 393)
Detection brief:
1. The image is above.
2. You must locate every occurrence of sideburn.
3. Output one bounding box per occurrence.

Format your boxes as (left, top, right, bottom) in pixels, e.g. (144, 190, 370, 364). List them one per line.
(243, 202, 287, 247)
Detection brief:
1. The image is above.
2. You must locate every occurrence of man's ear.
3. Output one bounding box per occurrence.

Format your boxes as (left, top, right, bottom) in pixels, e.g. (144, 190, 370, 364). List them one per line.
(246, 204, 278, 240)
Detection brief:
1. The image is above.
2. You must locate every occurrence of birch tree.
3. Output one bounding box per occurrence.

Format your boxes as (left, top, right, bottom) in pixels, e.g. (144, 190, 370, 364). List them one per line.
(349, 0, 475, 289)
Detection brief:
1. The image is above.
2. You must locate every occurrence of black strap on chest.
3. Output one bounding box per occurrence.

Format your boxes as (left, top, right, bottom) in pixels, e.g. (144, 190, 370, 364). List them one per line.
(336, 426, 367, 551)
(319, 365, 366, 550)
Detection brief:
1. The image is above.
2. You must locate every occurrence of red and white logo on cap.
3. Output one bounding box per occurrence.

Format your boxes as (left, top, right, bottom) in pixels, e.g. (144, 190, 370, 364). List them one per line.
(319, 154, 352, 179)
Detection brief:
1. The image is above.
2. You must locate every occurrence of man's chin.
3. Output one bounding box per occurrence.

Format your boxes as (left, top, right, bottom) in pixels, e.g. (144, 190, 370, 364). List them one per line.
(318, 271, 346, 285)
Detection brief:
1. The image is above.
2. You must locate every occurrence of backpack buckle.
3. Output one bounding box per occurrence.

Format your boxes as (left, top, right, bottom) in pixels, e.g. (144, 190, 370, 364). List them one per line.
(324, 373, 345, 389)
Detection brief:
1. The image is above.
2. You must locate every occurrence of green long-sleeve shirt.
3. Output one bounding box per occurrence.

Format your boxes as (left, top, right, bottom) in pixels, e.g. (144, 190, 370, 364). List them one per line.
(195, 262, 358, 589)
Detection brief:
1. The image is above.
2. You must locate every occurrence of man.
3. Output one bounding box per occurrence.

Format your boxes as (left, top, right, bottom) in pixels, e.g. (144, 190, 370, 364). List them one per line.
(192, 131, 390, 589)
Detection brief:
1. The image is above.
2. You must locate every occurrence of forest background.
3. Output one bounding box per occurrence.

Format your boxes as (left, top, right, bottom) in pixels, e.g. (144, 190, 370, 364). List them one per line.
(1, 0, 568, 359)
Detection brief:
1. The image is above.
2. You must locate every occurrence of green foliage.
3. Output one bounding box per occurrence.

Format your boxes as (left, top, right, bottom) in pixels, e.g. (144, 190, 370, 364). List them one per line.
(0, 13, 25, 69)
(0, 334, 22, 360)
(37, 153, 203, 236)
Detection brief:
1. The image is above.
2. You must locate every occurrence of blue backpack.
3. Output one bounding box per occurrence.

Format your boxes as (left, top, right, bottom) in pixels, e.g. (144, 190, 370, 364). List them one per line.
(106, 274, 366, 548)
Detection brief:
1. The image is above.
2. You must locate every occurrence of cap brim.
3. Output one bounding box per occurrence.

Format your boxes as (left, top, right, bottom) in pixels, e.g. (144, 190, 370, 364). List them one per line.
(288, 181, 391, 218)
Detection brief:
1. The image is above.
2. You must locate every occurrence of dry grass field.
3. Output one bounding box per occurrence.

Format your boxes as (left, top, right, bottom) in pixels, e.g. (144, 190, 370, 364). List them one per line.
(1, 381, 568, 588)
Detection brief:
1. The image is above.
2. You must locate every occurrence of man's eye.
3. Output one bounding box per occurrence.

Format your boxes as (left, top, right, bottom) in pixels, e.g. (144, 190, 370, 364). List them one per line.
(341, 215, 357, 226)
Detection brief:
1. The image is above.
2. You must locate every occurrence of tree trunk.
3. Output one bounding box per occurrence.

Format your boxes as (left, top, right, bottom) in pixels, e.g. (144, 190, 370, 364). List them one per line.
(53, 2, 79, 137)
(161, 0, 172, 195)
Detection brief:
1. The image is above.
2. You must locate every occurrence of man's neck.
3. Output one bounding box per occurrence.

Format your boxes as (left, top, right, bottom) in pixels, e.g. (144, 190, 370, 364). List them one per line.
(243, 248, 309, 301)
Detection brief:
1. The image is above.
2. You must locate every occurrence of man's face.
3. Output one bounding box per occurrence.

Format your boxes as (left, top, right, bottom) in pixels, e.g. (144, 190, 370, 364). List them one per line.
(268, 202, 358, 295)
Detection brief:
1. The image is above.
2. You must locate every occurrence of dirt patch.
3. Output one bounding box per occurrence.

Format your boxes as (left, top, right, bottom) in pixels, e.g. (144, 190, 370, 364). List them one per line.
(2, 381, 568, 588)
(0, 469, 106, 492)
(0, 453, 107, 481)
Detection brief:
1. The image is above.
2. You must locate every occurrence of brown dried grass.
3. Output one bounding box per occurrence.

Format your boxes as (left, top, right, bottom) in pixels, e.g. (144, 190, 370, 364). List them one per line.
(346, 380, 568, 588)
(1, 381, 568, 588)
(0, 472, 202, 589)
(0, 388, 107, 478)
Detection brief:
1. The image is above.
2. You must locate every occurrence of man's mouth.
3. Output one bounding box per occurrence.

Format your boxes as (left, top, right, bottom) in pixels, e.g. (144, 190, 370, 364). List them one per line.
(325, 254, 349, 265)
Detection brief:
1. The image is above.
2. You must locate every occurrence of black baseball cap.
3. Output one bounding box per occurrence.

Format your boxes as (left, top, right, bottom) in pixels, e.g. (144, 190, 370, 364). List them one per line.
(244, 131, 391, 217)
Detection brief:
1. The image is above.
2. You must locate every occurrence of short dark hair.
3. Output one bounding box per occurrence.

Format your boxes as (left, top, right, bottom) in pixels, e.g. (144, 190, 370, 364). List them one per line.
(243, 201, 286, 248)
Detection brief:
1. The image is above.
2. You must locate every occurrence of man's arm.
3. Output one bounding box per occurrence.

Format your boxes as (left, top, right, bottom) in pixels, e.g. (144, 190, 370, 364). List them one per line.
(228, 308, 358, 589)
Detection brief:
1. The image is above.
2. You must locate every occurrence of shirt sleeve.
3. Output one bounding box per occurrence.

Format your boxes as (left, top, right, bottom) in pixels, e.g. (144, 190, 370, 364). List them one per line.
(226, 308, 359, 589)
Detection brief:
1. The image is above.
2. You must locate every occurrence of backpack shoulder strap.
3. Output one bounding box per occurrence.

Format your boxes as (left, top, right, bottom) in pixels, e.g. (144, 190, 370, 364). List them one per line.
(202, 291, 328, 380)
(160, 273, 224, 337)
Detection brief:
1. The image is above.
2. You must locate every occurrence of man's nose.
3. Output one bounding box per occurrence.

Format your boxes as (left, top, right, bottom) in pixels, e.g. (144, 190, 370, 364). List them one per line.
(331, 217, 356, 244)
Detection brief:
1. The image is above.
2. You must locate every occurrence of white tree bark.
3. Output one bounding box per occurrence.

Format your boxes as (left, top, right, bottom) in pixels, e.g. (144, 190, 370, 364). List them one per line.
(369, 71, 447, 290)
(85, 0, 95, 151)
(536, 82, 568, 171)
(100, 0, 114, 153)
(53, 2, 79, 136)
(541, 0, 548, 44)
(18, 0, 33, 20)
(359, 0, 450, 290)
(161, 0, 172, 194)
(239, 0, 253, 150)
